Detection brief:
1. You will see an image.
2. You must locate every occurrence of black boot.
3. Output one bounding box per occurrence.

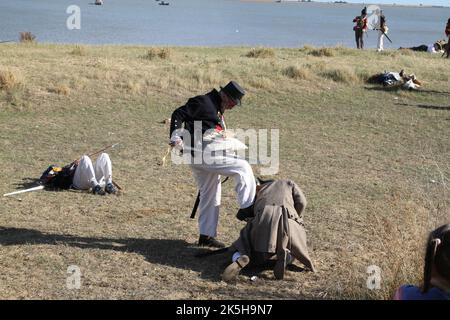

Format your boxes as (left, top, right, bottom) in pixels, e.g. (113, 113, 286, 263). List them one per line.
(92, 184, 105, 195)
(198, 235, 225, 248)
(105, 182, 117, 194)
(274, 251, 287, 280)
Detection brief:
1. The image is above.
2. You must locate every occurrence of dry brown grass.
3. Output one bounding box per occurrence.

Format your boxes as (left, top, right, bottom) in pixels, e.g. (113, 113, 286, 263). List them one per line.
(70, 45, 87, 56)
(19, 32, 36, 43)
(0, 44, 449, 299)
(142, 47, 172, 60)
(309, 47, 336, 57)
(245, 48, 275, 58)
(0, 69, 21, 91)
(396, 48, 415, 56)
(247, 77, 274, 89)
(124, 81, 141, 94)
(299, 44, 315, 52)
(49, 84, 70, 96)
(321, 67, 359, 84)
(283, 65, 311, 80)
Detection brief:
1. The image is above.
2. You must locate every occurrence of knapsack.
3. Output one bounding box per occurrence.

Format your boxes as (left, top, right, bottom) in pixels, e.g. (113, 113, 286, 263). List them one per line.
(40, 162, 77, 189)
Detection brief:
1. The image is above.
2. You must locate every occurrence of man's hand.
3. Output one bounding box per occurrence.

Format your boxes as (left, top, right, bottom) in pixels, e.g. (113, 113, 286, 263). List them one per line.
(169, 136, 183, 148)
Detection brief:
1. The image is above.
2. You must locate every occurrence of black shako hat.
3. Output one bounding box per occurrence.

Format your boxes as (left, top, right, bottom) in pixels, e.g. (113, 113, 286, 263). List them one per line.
(220, 81, 245, 105)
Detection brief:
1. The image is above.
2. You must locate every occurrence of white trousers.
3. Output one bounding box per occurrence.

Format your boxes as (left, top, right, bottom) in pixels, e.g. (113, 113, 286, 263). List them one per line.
(377, 31, 384, 51)
(190, 154, 256, 237)
(73, 153, 112, 190)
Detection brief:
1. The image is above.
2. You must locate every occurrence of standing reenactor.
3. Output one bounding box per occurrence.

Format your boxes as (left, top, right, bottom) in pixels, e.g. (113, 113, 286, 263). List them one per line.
(445, 18, 450, 58)
(353, 7, 368, 49)
(377, 10, 388, 52)
(169, 81, 256, 248)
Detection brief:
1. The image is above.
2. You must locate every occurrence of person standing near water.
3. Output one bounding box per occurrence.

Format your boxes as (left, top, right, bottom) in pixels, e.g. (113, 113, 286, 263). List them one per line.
(445, 18, 450, 58)
(377, 10, 388, 52)
(353, 7, 368, 49)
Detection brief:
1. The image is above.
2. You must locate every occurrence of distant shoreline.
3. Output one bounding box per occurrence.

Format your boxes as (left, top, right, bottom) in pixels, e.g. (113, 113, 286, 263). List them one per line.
(240, 0, 449, 8)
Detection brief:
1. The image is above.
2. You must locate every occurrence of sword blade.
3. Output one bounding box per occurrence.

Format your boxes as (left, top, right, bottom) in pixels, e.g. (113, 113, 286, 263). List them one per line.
(3, 185, 44, 197)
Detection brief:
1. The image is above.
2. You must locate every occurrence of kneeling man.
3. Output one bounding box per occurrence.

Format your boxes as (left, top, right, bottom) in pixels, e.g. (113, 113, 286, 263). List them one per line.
(222, 179, 315, 282)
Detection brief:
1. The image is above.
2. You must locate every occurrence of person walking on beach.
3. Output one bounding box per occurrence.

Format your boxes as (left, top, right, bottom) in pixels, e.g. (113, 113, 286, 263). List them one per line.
(169, 81, 256, 248)
(376, 10, 388, 52)
(353, 7, 368, 49)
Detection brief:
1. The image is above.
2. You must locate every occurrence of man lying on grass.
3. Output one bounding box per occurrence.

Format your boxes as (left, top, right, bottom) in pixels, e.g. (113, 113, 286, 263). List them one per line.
(40, 153, 117, 195)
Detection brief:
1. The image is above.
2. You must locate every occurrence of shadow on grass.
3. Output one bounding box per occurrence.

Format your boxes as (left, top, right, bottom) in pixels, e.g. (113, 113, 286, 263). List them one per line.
(12, 178, 88, 194)
(0, 226, 227, 281)
(364, 85, 403, 92)
(12, 178, 68, 192)
(0, 226, 308, 292)
(418, 89, 450, 95)
(394, 102, 450, 111)
(13, 178, 42, 189)
(364, 86, 450, 96)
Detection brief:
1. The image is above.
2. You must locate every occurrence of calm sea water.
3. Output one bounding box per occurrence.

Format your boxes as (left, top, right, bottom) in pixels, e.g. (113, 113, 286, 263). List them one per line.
(1, 0, 449, 48)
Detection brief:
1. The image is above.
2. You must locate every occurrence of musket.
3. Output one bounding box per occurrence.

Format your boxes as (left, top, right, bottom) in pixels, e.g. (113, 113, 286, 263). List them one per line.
(87, 143, 120, 158)
(112, 180, 122, 191)
(69, 143, 119, 165)
(67, 143, 120, 165)
(374, 28, 393, 43)
(190, 177, 229, 219)
(0, 40, 15, 44)
(66, 143, 118, 165)
(3, 185, 44, 197)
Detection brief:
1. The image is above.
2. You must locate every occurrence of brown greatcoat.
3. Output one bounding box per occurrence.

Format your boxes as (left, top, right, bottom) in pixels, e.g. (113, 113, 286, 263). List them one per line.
(231, 179, 315, 272)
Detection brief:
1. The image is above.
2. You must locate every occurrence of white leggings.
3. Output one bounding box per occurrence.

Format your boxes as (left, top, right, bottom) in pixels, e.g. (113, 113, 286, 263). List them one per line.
(190, 154, 256, 237)
(377, 31, 385, 51)
(72, 153, 112, 190)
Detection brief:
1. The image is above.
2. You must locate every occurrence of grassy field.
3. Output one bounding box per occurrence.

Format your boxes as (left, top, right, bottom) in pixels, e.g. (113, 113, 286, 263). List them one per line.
(0, 43, 449, 299)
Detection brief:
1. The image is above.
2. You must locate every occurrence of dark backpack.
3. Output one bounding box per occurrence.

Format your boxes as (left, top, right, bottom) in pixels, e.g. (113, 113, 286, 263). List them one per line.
(40, 162, 77, 189)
